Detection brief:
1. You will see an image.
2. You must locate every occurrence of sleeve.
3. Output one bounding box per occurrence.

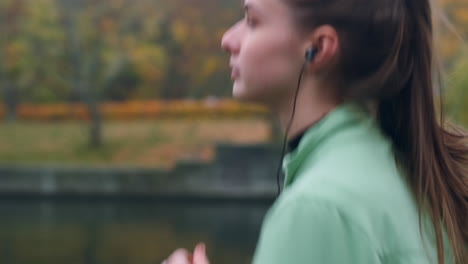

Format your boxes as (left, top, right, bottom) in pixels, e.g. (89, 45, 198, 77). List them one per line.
(251, 196, 382, 264)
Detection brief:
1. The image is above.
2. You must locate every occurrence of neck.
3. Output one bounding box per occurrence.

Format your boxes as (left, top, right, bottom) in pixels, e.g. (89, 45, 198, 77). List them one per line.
(274, 82, 340, 141)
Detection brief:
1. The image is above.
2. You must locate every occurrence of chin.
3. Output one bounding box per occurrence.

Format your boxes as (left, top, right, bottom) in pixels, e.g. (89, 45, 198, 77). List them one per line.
(232, 82, 256, 103)
(232, 82, 247, 100)
(233, 87, 271, 108)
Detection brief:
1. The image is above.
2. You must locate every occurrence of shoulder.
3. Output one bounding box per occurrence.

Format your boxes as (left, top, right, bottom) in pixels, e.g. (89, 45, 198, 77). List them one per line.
(254, 190, 384, 263)
(293, 126, 409, 218)
(268, 175, 396, 250)
(270, 187, 375, 233)
(266, 188, 380, 246)
(267, 171, 425, 260)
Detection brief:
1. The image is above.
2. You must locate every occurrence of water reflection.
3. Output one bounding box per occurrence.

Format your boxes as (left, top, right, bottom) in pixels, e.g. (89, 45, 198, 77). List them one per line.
(0, 198, 272, 264)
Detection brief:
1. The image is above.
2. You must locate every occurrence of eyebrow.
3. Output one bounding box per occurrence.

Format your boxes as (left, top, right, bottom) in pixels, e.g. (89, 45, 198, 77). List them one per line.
(244, 3, 257, 14)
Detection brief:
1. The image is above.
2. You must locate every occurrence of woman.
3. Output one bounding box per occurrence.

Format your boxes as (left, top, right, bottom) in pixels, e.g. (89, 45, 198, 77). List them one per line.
(163, 0, 468, 263)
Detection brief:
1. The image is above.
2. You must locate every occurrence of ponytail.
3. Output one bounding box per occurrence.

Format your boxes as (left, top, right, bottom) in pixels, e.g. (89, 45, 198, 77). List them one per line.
(377, 66, 468, 264)
(376, 0, 468, 262)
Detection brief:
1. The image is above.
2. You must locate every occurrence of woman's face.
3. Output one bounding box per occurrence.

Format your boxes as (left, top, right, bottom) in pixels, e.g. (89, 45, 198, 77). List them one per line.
(221, 0, 304, 106)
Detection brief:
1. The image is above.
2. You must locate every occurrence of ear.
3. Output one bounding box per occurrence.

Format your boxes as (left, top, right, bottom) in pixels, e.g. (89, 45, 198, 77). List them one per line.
(303, 25, 339, 73)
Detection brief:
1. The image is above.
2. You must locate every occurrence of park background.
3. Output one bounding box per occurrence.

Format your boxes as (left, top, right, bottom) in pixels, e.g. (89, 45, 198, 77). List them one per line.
(0, 0, 467, 263)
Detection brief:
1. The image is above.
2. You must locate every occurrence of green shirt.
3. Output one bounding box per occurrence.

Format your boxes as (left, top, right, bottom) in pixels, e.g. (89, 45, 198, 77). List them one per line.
(252, 103, 453, 264)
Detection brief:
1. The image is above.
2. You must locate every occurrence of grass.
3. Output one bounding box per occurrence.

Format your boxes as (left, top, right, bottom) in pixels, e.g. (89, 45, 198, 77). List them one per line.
(0, 119, 272, 168)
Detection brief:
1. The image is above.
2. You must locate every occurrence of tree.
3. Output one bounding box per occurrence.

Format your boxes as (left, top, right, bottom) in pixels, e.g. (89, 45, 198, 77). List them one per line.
(445, 53, 468, 127)
(0, 0, 24, 121)
(435, 0, 468, 68)
(59, 0, 106, 147)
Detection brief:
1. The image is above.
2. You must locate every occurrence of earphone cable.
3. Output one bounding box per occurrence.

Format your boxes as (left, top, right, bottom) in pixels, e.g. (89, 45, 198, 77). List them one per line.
(276, 61, 308, 197)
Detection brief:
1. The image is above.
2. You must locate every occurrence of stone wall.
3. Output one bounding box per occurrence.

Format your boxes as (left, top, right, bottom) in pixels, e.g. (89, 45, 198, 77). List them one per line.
(0, 143, 281, 199)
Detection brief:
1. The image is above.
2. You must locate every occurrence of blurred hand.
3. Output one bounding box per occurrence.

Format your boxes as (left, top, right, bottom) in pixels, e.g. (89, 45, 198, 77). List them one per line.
(192, 243, 210, 264)
(162, 243, 210, 264)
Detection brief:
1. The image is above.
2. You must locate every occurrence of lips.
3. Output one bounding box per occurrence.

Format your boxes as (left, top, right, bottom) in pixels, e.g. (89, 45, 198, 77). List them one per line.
(231, 67, 239, 80)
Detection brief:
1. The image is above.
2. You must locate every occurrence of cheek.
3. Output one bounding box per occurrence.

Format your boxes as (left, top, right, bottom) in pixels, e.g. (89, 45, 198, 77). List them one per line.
(236, 32, 300, 101)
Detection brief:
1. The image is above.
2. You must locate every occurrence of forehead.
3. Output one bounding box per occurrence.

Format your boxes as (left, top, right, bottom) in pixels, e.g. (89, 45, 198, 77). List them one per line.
(244, 0, 289, 15)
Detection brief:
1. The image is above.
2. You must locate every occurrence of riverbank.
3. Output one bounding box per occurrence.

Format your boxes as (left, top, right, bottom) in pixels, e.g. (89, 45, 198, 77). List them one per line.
(0, 143, 280, 200)
(0, 119, 271, 168)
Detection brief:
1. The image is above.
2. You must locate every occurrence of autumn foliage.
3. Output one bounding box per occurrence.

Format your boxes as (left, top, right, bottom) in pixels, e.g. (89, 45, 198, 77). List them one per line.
(0, 100, 269, 121)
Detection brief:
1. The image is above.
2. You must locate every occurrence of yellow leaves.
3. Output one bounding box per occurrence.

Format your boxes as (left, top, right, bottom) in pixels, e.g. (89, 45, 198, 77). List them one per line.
(4, 41, 26, 70)
(193, 56, 222, 85)
(129, 45, 167, 82)
(437, 0, 468, 7)
(171, 19, 190, 43)
(433, 1, 468, 65)
(202, 57, 220, 77)
(21, 0, 63, 42)
(170, 7, 204, 44)
(436, 35, 461, 61)
(454, 8, 468, 23)
(445, 54, 468, 127)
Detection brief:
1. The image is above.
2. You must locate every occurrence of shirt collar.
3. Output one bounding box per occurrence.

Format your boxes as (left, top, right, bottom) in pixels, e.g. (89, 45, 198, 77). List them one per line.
(282, 103, 370, 188)
(287, 128, 307, 153)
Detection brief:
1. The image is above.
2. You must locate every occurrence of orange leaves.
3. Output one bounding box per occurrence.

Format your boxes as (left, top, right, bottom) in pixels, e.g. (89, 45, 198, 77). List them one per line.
(454, 8, 468, 23)
(14, 103, 88, 121)
(0, 100, 270, 121)
(100, 17, 117, 34)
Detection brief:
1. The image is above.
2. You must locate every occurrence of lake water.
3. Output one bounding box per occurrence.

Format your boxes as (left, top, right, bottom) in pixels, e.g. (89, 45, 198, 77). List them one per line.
(0, 197, 272, 264)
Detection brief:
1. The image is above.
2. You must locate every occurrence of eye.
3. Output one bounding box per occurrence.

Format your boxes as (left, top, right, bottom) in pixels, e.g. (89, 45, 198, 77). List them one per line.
(245, 15, 257, 27)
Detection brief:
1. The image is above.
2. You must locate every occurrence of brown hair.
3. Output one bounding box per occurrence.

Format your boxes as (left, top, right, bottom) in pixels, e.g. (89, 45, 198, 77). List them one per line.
(283, 0, 468, 263)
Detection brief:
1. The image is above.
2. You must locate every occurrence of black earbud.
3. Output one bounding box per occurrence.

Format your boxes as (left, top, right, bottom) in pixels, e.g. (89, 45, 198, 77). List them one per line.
(305, 48, 318, 63)
(276, 47, 319, 196)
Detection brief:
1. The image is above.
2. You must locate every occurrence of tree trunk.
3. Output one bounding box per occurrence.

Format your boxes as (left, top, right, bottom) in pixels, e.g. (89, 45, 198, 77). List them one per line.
(61, 0, 102, 148)
(1, 77, 17, 122)
(88, 97, 101, 148)
(4, 84, 17, 122)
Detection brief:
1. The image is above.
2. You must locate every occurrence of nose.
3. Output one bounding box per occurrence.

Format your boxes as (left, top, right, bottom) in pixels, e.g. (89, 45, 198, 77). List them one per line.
(221, 21, 241, 55)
